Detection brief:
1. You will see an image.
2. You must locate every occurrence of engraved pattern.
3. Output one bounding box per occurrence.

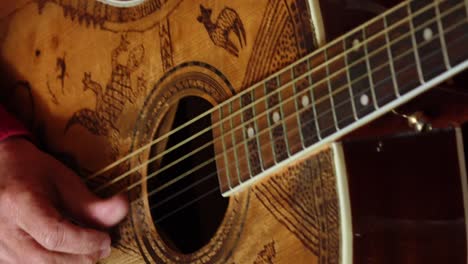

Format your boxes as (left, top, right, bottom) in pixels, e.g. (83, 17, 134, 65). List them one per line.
(253, 241, 277, 264)
(253, 150, 340, 263)
(241, 0, 316, 88)
(56, 55, 67, 92)
(34, 0, 181, 31)
(197, 5, 247, 57)
(65, 36, 146, 157)
(159, 18, 174, 72)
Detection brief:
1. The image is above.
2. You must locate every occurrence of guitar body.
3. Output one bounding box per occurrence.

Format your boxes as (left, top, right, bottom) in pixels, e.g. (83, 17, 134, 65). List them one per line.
(0, 0, 466, 263)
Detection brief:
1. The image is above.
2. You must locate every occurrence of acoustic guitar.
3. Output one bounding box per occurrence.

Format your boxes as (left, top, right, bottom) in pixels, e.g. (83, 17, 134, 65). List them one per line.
(0, 0, 467, 263)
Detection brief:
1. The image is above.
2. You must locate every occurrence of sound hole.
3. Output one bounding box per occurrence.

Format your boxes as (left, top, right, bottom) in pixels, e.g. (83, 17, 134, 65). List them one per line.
(147, 96, 228, 254)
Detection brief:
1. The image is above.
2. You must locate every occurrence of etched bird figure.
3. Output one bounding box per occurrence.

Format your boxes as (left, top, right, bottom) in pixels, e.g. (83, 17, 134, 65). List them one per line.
(197, 4, 247, 57)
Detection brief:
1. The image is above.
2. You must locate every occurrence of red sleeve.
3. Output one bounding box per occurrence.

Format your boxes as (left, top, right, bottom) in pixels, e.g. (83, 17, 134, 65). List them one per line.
(0, 105, 30, 142)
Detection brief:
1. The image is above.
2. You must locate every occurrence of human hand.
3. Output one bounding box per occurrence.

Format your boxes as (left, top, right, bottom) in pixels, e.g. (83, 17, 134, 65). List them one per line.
(0, 138, 128, 263)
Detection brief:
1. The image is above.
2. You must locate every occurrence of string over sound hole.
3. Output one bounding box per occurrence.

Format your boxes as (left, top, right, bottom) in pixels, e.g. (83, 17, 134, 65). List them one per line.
(147, 96, 228, 254)
(99, 0, 145, 8)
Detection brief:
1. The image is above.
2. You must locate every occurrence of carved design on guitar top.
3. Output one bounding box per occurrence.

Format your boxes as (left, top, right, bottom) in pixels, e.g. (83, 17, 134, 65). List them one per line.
(197, 5, 247, 57)
(253, 241, 277, 264)
(241, 0, 316, 88)
(229, 240, 278, 264)
(65, 36, 146, 157)
(159, 18, 174, 72)
(43, 54, 67, 107)
(33, 0, 182, 31)
(46, 79, 59, 105)
(253, 150, 340, 263)
(56, 55, 67, 92)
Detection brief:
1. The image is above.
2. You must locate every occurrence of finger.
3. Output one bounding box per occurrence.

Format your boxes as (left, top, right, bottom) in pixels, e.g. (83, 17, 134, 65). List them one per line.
(53, 162, 129, 228)
(16, 193, 110, 255)
(25, 238, 104, 264)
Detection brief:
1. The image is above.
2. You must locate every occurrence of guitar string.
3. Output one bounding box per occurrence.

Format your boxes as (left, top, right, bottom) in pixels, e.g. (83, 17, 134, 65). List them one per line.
(84, 0, 435, 183)
(150, 169, 217, 210)
(151, 53, 453, 224)
(96, 3, 468, 200)
(99, 0, 145, 8)
(150, 37, 465, 224)
(151, 34, 462, 213)
(153, 187, 220, 224)
(83, 0, 445, 183)
(90, 0, 465, 199)
(125, 18, 468, 220)
(92, 1, 466, 196)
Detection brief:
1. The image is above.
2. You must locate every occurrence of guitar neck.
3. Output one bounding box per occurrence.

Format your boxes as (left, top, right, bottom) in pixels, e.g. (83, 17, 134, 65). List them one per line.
(215, 0, 468, 196)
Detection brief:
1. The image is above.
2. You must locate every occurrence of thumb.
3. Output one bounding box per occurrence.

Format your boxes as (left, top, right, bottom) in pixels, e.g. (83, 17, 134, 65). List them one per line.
(53, 163, 129, 228)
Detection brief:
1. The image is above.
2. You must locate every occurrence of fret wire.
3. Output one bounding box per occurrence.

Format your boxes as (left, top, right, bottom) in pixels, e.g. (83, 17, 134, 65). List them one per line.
(251, 89, 264, 171)
(383, 15, 401, 97)
(90, 0, 464, 183)
(264, 82, 278, 164)
(343, 39, 358, 120)
(325, 50, 340, 130)
(277, 76, 292, 157)
(435, 0, 451, 69)
(407, 3, 426, 84)
(240, 96, 253, 178)
(308, 72, 322, 140)
(362, 28, 379, 109)
(229, 101, 243, 184)
(219, 107, 232, 189)
(292, 67, 307, 149)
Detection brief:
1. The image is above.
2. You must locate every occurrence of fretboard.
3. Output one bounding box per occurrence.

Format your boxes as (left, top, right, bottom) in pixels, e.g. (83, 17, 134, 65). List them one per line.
(214, 0, 468, 196)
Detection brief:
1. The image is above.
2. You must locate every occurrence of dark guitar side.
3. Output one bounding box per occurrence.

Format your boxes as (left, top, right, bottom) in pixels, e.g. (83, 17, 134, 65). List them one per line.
(343, 128, 467, 263)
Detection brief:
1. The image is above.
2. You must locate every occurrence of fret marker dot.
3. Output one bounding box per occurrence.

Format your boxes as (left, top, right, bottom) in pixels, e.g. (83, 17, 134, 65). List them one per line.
(360, 94, 369, 106)
(423, 28, 433, 41)
(247, 127, 255, 139)
(352, 39, 360, 52)
(273, 111, 281, 123)
(301, 95, 310, 107)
